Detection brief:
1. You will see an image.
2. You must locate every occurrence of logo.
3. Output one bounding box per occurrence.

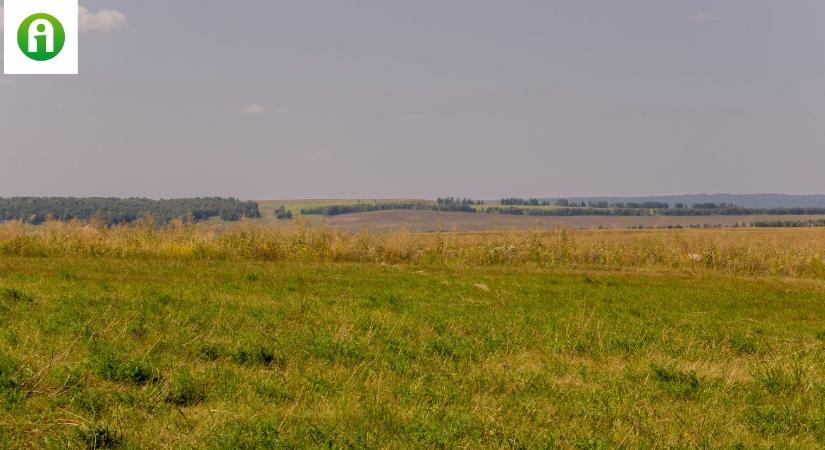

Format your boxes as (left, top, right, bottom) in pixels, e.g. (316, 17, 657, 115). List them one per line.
(17, 13, 66, 61)
(4, 0, 78, 75)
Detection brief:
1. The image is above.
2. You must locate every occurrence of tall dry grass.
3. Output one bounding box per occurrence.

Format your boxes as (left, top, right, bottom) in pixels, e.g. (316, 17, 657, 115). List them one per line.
(1, 219, 825, 278)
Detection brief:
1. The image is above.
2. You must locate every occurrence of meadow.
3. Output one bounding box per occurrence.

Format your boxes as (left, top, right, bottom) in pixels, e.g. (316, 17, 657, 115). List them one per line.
(0, 221, 824, 448)
(315, 210, 825, 234)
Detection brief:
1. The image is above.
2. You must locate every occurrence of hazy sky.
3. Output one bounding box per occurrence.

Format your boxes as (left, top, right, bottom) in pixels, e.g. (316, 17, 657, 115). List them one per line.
(1, 1, 824, 199)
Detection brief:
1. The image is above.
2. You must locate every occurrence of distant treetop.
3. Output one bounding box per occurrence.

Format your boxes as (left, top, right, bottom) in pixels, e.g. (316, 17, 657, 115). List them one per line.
(0, 197, 261, 225)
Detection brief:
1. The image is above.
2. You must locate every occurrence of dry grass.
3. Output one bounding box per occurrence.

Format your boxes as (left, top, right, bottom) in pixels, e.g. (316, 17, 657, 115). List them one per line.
(1, 219, 825, 279)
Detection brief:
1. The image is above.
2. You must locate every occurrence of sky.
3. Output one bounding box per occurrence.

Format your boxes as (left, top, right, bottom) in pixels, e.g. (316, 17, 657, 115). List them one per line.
(1, 0, 824, 200)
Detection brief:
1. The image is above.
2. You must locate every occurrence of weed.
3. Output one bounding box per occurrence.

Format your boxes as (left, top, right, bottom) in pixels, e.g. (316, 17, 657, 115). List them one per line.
(209, 419, 281, 449)
(254, 379, 294, 403)
(727, 334, 760, 355)
(165, 371, 206, 406)
(232, 345, 284, 368)
(59, 271, 81, 281)
(72, 389, 108, 418)
(126, 321, 146, 340)
(0, 354, 26, 407)
(76, 423, 121, 449)
(244, 272, 260, 282)
(0, 288, 33, 303)
(197, 343, 224, 361)
(757, 366, 804, 394)
(748, 406, 807, 436)
(94, 353, 157, 385)
(651, 365, 701, 399)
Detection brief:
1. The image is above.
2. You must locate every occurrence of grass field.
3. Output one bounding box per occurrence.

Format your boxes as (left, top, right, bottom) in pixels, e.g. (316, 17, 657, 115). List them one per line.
(1, 224, 824, 448)
(318, 210, 825, 233)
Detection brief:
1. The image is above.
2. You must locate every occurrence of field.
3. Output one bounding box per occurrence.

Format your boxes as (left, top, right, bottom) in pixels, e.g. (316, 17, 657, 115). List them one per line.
(0, 223, 824, 448)
(254, 200, 825, 232)
(318, 210, 825, 233)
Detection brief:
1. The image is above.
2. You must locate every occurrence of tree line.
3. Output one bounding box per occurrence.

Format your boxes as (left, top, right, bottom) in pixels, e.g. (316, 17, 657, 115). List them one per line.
(486, 205, 825, 217)
(0, 197, 261, 225)
(301, 198, 479, 216)
(501, 198, 747, 210)
(301, 198, 825, 218)
(751, 219, 825, 228)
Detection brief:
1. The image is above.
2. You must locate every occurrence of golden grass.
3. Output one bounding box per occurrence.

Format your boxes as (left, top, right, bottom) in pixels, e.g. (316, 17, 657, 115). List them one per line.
(1, 219, 824, 279)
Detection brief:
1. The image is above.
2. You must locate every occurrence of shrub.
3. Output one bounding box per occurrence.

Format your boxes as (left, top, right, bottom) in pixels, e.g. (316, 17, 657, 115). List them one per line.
(274, 206, 293, 220)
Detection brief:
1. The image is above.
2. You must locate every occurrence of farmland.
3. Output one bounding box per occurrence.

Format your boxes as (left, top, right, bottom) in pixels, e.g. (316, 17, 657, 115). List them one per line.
(0, 222, 824, 447)
(316, 210, 825, 233)
(6, 197, 825, 233)
(254, 199, 825, 232)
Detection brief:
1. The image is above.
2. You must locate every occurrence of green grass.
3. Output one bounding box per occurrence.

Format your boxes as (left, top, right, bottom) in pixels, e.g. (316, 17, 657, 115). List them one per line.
(0, 257, 824, 448)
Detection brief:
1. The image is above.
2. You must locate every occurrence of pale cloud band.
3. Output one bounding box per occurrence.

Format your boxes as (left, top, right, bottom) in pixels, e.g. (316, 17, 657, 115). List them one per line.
(241, 104, 289, 115)
(79, 6, 128, 32)
(0, 5, 128, 32)
(241, 104, 268, 115)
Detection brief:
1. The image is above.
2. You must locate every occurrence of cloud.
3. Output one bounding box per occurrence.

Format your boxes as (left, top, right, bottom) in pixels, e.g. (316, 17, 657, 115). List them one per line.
(240, 104, 288, 115)
(305, 150, 332, 162)
(693, 11, 720, 23)
(241, 104, 268, 115)
(79, 6, 128, 32)
(2, 6, 127, 33)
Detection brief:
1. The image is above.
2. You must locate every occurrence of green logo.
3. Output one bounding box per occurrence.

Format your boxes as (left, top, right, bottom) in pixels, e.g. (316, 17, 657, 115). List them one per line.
(17, 13, 66, 61)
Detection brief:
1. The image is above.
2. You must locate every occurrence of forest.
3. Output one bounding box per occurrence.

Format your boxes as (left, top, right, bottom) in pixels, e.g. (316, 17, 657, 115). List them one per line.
(0, 197, 261, 225)
(300, 198, 478, 216)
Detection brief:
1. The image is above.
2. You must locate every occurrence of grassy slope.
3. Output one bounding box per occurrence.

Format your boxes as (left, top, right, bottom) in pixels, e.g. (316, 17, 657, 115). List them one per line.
(0, 258, 824, 448)
(246, 199, 428, 228)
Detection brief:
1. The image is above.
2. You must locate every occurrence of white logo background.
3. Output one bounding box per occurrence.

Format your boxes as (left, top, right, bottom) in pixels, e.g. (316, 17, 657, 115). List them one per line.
(4, 0, 78, 74)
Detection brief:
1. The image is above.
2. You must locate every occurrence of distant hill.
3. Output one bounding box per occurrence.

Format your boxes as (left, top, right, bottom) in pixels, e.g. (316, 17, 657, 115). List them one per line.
(534, 194, 825, 209)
